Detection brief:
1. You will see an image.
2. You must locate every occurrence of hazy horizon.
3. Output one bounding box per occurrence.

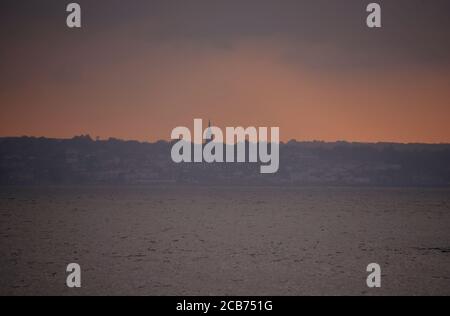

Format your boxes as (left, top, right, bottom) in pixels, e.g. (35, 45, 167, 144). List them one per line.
(3, 133, 450, 146)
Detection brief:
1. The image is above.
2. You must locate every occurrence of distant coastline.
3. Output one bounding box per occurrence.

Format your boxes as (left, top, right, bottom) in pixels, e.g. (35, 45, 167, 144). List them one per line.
(1, 135, 450, 187)
(2, 135, 450, 146)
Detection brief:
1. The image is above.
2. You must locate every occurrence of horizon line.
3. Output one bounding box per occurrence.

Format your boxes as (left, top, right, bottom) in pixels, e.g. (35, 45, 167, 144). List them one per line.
(1, 135, 450, 146)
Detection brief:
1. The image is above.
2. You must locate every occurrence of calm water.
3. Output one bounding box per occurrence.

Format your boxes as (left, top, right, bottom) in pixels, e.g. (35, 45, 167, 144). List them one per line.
(1, 186, 450, 295)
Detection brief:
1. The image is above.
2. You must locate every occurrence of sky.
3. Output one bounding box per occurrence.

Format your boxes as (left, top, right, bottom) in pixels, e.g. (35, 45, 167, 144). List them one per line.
(1, 0, 449, 143)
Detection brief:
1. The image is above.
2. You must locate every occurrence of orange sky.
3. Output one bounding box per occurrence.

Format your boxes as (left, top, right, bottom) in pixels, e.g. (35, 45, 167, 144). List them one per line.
(1, 39, 449, 143)
(1, 1, 449, 143)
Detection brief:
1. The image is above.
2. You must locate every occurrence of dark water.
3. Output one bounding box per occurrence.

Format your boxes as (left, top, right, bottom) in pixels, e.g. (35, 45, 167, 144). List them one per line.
(1, 186, 449, 295)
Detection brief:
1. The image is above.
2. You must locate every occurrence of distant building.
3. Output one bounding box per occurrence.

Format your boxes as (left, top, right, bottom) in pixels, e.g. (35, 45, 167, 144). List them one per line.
(205, 119, 214, 144)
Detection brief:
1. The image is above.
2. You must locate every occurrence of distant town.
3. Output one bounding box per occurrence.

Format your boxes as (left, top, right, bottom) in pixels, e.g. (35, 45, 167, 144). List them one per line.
(1, 135, 449, 186)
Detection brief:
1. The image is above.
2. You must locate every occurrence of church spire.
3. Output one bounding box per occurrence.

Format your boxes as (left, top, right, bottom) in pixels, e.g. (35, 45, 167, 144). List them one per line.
(205, 119, 213, 143)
